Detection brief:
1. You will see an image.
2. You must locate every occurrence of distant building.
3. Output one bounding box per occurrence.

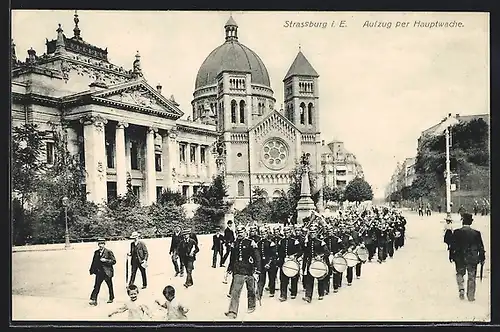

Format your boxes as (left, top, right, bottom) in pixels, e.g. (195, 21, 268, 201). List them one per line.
(321, 139, 364, 190)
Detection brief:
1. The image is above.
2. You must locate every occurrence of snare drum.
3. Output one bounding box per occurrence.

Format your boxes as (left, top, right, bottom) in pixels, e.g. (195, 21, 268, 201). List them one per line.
(355, 246, 369, 263)
(282, 258, 300, 278)
(332, 255, 348, 273)
(343, 251, 359, 267)
(309, 259, 329, 280)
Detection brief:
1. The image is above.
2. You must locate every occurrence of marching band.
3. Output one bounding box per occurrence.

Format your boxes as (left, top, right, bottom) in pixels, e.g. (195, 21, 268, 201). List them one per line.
(223, 205, 407, 315)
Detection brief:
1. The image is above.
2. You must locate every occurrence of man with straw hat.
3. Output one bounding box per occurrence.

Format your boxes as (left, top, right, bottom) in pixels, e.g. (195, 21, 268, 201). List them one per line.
(128, 231, 149, 289)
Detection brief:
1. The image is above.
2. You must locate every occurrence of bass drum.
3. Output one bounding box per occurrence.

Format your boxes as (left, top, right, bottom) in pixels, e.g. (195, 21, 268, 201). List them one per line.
(355, 246, 369, 263)
(309, 259, 328, 280)
(343, 251, 359, 267)
(282, 258, 300, 278)
(332, 255, 348, 274)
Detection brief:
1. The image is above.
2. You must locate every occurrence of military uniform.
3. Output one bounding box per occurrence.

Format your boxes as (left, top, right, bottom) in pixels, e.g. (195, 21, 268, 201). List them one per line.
(256, 233, 277, 298)
(324, 232, 343, 293)
(302, 230, 329, 302)
(277, 230, 303, 301)
(225, 230, 262, 319)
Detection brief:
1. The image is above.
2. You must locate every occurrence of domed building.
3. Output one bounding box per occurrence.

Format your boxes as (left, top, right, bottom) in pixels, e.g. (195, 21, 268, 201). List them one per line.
(192, 16, 322, 209)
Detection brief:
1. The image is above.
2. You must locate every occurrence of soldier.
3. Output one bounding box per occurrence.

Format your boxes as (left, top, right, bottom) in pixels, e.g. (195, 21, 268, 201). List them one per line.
(302, 225, 329, 303)
(386, 221, 396, 259)
(361, 222, 376, 262)
(277, 226, 303, 301)
(324, 225, 343, 294)
(448, 213, 486, 301)
(225, 225, 261, 319)
(376, 220, 389, 263)
(343, 225, 357, 286)
(249, 225, 261, 243)
(256, 227, 278, 299)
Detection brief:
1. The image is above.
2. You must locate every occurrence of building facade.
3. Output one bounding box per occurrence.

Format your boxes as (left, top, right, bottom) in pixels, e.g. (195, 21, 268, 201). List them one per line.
(321, 139, 364, 189)
(12, 13, 366, 209)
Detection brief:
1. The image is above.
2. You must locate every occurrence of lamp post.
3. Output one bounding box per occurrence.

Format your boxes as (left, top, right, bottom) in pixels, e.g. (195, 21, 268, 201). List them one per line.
(62, 196, 71, 249)
(444, 125, 452, 224)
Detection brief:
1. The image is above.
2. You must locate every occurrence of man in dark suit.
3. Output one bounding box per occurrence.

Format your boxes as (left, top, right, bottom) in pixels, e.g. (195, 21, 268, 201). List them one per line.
(221, 220, 235, 266)
(212, 227, 225, 268)
(448, 213, 486, 302)
(177, 228, 200, 288)
(89, 238, 116, 306)
(169, 226, 184, 277)
(128, 231, 149, 289)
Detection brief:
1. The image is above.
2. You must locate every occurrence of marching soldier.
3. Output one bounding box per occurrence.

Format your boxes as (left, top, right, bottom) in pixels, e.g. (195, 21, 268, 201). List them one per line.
(386, 221, 396, 259)
(225, 225, 262, 319)
(448, 213, 486, 301)
(249, 225, 261, 243)
(344, 226, 357, 286)
(256, 227, 278, 299)
(376, 220, 389, 263)
(361, 222, 376, 262)
(277, 226, 303, 301)
(302, 225, 329, 303)
(324, 225, 343, 294)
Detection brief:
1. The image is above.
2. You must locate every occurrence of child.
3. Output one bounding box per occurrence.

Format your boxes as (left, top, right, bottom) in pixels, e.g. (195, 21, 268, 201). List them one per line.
(155, 285, 189, 320)
(108, 285, 153, 321)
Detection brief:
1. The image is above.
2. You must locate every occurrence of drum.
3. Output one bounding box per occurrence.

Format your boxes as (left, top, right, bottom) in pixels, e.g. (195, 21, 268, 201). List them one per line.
(343, 251, 359, 267)
(332, 255, 348, 273)
(355, 246, 369, 263)
(282, 258, 300, 278)
(309, 259, 329, 280)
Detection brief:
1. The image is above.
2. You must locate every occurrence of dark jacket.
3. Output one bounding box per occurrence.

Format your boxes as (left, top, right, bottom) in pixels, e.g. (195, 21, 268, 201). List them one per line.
(212, 233, 224, 251)
(224, 227, 235, 244)
(277, 237, 303, 267)
(177, 237, 200, 263)
(450, 226, 486, 265)
(325, 235, 343, 254)
(89, 247, 116, 278)
(227, 238, 261, 276)
(169, 232, 183, 254)
(130, 240, 148, 264)
(303, 237, 329, 267)
(257, 237, 277, 269)
(190, 232, 198, 245)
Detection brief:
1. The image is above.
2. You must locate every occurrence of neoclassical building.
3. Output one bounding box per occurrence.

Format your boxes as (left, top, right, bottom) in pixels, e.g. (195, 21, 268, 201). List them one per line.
(12, 12, 364, 209)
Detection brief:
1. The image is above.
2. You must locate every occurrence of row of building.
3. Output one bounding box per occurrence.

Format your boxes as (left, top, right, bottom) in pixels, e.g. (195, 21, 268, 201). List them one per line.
(11, 12, 364, 210)
(385, 113, 489, 200)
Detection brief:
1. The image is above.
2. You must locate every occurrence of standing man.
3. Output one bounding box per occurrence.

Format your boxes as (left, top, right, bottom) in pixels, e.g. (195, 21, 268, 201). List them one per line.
(448, 213, 486, 301)
(277, 226, 302, 301)
(302, 225, 329, 303)
(212, 227, 225, 268)
(89, 238, 116, 306)
(256, 227, 277, 299)
(221, 220, 235, 267)
(169, 226, 184, 277)
(224, 225, 261, 319)
(128, 231, 148, 289)
(177, 228, 200, 288)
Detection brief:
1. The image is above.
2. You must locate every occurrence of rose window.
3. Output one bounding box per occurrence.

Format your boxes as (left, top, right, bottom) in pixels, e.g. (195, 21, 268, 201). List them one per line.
(261, 138, 289, 170)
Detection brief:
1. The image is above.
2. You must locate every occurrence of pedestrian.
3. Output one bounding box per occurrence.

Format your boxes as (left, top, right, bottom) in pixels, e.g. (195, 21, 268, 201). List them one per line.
(448, 213, 486, 301)
(128, 231, 149, 289)
(108, 284, 152, 321)
(418, 204, 423, 217)
(169, 226, 184, 277)
(212, 227, 225, 268)
(89, 238, 116, 306)
(221, 220, 235, 266)
(177, 228, 200, 288)
(438, 204, 442, 213)
(224, 225, 261, 319)
(155, 285, 189, 320)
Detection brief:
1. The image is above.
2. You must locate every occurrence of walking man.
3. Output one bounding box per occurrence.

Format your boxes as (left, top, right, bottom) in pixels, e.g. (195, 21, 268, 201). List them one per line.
(128, 231, 149, 289)
(212, 227, 225, 268)
(89, 238, 116, 306)
(448, 213, 486, 301)
(177, 228, 200, 288)
(170, 226, 184, 277)
(221, 220, 235, 266)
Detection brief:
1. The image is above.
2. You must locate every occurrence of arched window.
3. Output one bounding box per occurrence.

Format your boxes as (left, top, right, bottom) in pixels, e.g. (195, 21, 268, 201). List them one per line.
(273, 190, 281, 198)
(237, 180, 244, 196)
(231, 100, 237, 123)
(300, 103, 306, 124)
(308, 103, 313, 125)
(239, 100, 245, 124)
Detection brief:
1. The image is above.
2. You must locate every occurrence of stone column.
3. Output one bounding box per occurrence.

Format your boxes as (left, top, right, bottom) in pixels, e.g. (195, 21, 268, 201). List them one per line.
(196, 144, 201, 178)
(115, 122, 128, 196)
(161, 130, 172, 190)
(80, 114, 108, 204)
(186, 142, 191, 177)
(145, 127, 157, 205)
(207, 145, 215, 180)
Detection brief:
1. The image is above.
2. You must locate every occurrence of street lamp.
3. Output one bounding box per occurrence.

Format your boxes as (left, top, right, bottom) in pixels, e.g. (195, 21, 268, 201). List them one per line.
(62, 196, 71, 249)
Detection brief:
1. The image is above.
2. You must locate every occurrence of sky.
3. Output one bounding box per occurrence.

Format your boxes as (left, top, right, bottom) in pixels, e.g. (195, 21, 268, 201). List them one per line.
(11, 10, 489, 199)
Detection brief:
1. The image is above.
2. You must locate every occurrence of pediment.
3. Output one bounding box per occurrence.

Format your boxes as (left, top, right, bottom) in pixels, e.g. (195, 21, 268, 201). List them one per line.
(91, 80, 183, 118)
(251, 110, 299, 143)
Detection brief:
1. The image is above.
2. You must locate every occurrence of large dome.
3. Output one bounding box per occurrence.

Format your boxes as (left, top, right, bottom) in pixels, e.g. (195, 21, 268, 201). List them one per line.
(195, 17, 271, 90)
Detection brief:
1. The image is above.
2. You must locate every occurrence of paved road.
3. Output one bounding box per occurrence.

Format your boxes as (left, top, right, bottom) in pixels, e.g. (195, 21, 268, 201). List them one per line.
(12, 211, 490, 322)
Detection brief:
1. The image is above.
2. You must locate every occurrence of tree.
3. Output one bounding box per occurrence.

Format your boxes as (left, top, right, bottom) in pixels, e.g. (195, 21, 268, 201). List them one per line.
(268, 190, 292, 224)
(344, 177, 374, 202)
(157, 188, 187, 206)
(192, 174, 232, 233)
(323, 186, 343, 203)
(236, 187, 271, 225)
